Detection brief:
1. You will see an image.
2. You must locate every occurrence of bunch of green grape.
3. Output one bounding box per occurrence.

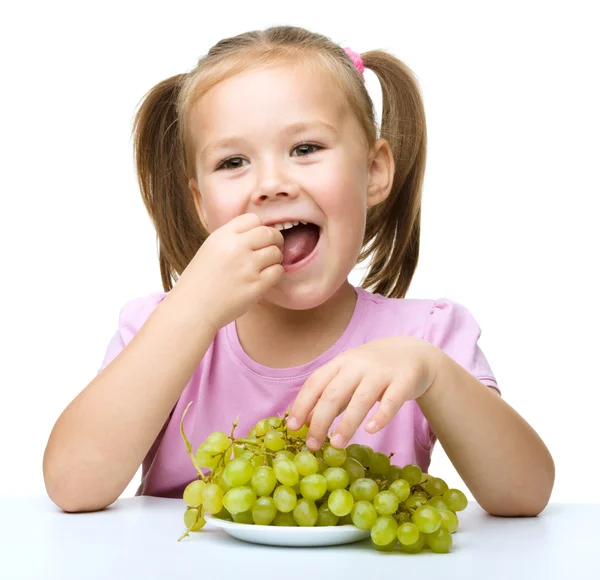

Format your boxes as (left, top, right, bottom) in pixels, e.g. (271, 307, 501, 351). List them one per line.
(178, 403, 468, 553)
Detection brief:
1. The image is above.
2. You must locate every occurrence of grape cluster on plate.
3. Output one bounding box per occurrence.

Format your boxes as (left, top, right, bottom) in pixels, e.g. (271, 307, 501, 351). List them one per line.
(179, 403, 467, 553)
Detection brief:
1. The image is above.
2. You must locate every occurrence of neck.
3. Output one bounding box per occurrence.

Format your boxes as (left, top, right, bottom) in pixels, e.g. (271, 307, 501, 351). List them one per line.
(235, 281, 358, 368)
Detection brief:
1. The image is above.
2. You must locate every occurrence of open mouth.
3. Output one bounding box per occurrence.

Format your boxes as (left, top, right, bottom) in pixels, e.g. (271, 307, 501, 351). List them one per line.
(279, 222, 321, 267)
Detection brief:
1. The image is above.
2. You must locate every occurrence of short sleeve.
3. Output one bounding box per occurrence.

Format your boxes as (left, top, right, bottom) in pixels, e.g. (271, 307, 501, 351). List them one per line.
(423, 298, 500, 394)
(97, 292, 168, 374)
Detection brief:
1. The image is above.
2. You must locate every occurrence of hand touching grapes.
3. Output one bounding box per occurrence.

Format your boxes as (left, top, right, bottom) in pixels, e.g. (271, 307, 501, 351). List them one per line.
(169, 213, 284, 332)
(287, 337, 442, 450)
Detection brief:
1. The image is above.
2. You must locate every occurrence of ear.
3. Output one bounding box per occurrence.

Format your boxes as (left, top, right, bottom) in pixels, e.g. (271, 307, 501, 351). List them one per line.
(366, 138, 394, 208)
(189, 178, 208, 230)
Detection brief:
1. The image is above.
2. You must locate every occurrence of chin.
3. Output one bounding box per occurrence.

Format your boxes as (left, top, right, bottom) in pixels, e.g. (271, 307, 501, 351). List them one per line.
(263, 276, 349, 311)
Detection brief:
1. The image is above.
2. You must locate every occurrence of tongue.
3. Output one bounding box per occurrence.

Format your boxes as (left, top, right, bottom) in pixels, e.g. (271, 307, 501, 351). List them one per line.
(282, 224, 319, 266)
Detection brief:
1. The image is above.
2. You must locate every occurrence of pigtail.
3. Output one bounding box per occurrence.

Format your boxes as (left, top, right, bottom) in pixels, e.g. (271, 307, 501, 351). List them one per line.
(359, 51, 427, 299)
(132, 74, 205, 291)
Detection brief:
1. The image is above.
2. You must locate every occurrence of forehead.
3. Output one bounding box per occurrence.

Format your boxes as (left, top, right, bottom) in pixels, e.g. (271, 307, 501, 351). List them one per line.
(189, 62, 354, 146)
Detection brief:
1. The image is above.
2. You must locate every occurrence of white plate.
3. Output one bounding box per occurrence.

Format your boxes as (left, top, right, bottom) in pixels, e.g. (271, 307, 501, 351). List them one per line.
(206, 515, 370, 547)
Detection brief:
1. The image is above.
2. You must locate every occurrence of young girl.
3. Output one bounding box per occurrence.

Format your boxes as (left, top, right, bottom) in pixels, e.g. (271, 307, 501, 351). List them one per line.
(43, 25, 554, 517)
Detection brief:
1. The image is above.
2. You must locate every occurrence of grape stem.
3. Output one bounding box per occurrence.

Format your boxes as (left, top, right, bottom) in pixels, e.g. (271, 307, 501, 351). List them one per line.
(179, 401, 206, 480)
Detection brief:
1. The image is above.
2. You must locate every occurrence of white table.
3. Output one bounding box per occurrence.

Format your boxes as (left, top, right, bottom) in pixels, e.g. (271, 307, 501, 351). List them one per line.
(2, 497, 598, 580)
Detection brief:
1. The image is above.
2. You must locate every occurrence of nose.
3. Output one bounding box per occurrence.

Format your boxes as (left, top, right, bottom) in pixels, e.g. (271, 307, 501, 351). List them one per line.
(251, 160, 300, 204)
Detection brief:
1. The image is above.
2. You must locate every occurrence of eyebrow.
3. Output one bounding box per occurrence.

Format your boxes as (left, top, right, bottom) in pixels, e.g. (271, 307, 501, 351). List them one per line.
(199, 121, 339, 161)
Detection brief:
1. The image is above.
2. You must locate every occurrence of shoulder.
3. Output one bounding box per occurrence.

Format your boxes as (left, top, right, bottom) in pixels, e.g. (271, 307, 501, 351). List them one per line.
(356, 287, 481, 339)
(114, 291, 169, 338)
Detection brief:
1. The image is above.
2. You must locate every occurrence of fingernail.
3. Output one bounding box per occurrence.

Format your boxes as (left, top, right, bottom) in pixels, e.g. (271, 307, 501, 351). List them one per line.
(330, 434, 346, 448)
(366, 421, 377, 432)
(287, 417, 299, 430)
(307, 437, 319, 450)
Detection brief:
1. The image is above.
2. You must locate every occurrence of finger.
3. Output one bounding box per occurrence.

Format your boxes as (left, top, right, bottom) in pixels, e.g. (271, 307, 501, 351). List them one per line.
(305, 372, 360, 450)
(330, 379, 385, 448)
(253, 245, 283, 271)
(287, 362, 340, 431)
(246, 225, 284, 251)
(364, 381, 407, 434)
(229, 212, 263, 233)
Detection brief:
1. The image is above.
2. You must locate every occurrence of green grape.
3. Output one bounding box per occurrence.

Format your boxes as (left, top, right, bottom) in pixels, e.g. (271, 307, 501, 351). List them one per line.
(251, 465, 277, 497)
(439, 508, 459, 533)
(401, 532, 426, 553)
(222, 458, 253, 487)
(272, 510, 297, 526)
(202, 483, 224, 514)
(294, 451, 319, 476)
(316, 458, 328, 474)
(400, 464, 422, 486)
(247, 427, 258, 438)
(213, 506, 233, 521)
(183, 507, 206, 531)
(338, 513, 353, 525)
(328, 489, 354, 517)
(205, 431, 230, 453)
(345, 444, 370, 466)
(252, 497, 277, 525)
(424, 477, 449, 497)
(420, 472, 431, 484)
(183, 479, 206, 507)
(387, 465, 403, 483)
(293, 499, 318, 526)
(264, 431, 286, 451)
(323, 444, 347, 467)
(254, 419, 269, 436)
(413, 490, 429, 499)
(443, 488, 468, 512)
(233, 444, 245, 459)
(342, 458, 364, 483)
(223, 486, 256, 515)
(233, 510, 254, 524)
(373, 491, 400, 516)
(266, 416, 284, 430)
(412, 505, 442, 534)
(273, 485, 297, 513)
(428, 496, 449, 511)
(396, 522, 420, 546)
(274, 458, 299, 487)
(373, 539, 398, 552)
(351, 500, 378, 530)
(404, 494, 428, 509)
(323, 467, 350, 491)
(370, 516, 398, 546)
(249, 454, 264, 468)
(389, 479, 410, 503)
(370, 452, 391, 475)
(349, 478, 379, 502)
(316, 503, 339, 526)
(287, 423, 309, 439)
(427, 527, 453, 553)
(274, 450, 296, 463)
(300, 474, 328, 500)
(195, 446, 219, 470)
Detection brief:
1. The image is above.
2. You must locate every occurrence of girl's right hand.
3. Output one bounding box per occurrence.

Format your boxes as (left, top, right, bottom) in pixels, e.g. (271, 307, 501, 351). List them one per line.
(170, 213, 285, 332)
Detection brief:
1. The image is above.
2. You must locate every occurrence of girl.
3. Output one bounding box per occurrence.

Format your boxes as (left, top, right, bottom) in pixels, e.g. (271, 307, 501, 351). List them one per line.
(43, 25, 554, 516)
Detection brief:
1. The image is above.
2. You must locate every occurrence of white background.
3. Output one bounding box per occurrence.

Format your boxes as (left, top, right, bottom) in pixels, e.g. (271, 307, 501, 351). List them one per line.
(1, 1, 598, 504)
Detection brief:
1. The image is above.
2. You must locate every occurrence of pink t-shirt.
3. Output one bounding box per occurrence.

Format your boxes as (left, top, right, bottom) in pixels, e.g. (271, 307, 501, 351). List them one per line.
(99, 285, 499, 498)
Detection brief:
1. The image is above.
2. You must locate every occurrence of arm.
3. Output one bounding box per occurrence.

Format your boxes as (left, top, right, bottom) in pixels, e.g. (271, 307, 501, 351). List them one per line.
(417, 348, 555, 517)
(42, 292, 217, 513)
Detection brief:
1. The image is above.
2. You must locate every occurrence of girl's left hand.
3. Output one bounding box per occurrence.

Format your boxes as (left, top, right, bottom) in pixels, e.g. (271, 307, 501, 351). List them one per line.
(287, 337, 441, 450)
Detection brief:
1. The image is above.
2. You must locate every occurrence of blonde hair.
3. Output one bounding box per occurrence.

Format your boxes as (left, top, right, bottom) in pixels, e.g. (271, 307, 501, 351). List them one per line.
(132, 25, 426, 298)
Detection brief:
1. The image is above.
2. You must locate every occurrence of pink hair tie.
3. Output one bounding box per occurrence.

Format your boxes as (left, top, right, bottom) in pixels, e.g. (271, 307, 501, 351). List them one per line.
(344, 47, 365, 77)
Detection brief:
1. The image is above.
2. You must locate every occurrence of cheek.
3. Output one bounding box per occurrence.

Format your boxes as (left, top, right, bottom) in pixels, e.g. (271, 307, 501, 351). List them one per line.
(202, 181, 246, 230)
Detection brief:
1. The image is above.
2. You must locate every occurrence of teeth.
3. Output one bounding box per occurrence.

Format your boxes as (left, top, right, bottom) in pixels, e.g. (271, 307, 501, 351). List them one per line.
(273, 221, 306, 230)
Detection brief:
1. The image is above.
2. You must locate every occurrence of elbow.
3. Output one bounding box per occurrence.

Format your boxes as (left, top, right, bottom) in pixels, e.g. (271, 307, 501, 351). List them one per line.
(43, 447, 118, 513)
(483, 453, 556, 518)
